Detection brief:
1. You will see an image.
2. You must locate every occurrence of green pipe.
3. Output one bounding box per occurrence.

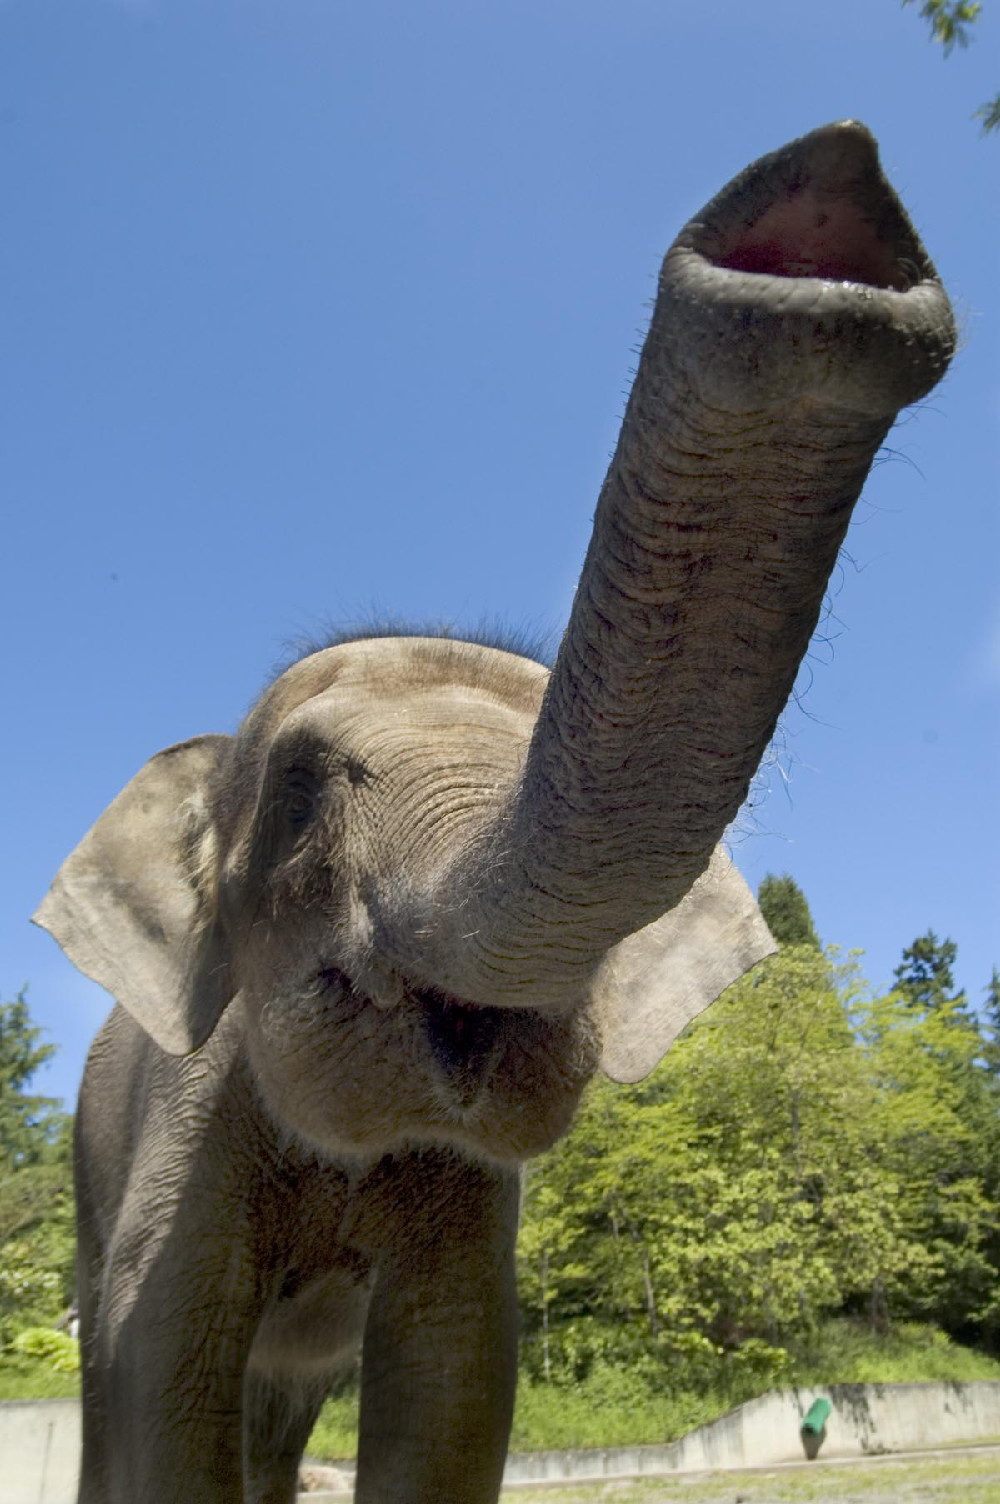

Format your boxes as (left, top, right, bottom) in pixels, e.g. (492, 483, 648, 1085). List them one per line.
(802, 1397, 832, 1436)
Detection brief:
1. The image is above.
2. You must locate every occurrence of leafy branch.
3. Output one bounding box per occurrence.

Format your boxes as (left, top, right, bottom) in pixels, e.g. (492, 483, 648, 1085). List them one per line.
(903, 1, 999, 132)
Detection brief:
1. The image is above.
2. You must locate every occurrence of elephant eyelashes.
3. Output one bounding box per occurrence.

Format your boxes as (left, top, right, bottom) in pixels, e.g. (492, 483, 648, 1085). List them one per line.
(280, 770, 320, 828)
(276, 759, 369, 833)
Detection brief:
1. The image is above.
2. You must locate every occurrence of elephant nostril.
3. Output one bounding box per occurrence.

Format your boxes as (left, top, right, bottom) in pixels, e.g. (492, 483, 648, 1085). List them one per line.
(713, 191, 908, 290)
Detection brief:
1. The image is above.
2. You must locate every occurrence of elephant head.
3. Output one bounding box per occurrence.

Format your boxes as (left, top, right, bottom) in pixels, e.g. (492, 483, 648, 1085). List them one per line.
(34, 122, 954, 1166)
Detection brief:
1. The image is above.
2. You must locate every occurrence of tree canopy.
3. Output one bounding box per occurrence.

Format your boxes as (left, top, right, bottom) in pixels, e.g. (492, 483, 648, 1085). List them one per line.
(519, 913, 1000, 1393)
(757, 874, 821, 950)
(893, 930, 965, 1011)
(0, 992, 74, 1345)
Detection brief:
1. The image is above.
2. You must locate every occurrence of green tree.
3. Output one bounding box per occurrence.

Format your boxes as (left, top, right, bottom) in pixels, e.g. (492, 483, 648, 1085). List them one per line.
(860, 933, 1000, 1337)
(757, 875, 821, 950)
(0, 992, 75, 1343)
(518, 947, 918, 1387)
(857, 984, 997, 1333)
(0, 990, 58, 1166)
(520, 934, 1000, 1382)
(893, 930, 965, 1012)
(903, 1, 1000, 133)
(975, 966, 1000, 1347)
(981, 967, 1000, 1077)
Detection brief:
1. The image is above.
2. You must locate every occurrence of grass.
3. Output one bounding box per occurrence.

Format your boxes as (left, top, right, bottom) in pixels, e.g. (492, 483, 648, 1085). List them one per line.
(0, 1356, 80, 1401)
(790, 1319, 1000, 1385)
(509, 1374, 729, 1452)
(308, 1388, 361, 1460)
(306, 1320, 1000, 1461)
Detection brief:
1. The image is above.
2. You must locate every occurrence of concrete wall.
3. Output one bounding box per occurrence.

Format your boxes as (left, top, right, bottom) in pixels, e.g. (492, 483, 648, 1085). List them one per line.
(4, 1381, 1000, 1499)
(501, 1381, 1000, 1484)
(0, 1398, 80, 1504)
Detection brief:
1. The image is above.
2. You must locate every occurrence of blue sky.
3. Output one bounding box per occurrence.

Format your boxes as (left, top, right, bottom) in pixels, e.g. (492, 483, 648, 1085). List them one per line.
(2, 0, 997, 1105)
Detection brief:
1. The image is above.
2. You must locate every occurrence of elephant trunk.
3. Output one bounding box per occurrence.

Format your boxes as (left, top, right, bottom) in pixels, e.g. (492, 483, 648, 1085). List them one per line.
(418, 121, 955, 1010)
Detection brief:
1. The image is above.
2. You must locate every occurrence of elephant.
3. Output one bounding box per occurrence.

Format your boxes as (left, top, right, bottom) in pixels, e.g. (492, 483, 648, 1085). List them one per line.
(35, 121, 954, 1504)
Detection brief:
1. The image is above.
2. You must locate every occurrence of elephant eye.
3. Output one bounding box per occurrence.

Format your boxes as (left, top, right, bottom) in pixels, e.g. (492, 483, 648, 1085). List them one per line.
(281, 769, 320, 829)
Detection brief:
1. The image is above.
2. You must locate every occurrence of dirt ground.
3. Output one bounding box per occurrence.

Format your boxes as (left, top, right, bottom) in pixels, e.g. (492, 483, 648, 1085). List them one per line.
(499, 1447, 1000, 1504)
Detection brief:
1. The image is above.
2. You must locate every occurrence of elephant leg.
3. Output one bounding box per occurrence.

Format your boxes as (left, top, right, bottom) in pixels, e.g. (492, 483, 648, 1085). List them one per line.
(354, 1153, 520, 1504)
(76, 1242, 110, 1504)
(242, 1371, 333, 1504)
(101, 1321, 246, 1503)
(94, 1215, 262, 1504)
(75, 1121, 112, 1504)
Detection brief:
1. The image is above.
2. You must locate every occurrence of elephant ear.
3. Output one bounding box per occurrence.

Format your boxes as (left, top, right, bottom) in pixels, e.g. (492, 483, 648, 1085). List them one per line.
(32, 735, 233, 1056)
(591, 846, 775, 1083)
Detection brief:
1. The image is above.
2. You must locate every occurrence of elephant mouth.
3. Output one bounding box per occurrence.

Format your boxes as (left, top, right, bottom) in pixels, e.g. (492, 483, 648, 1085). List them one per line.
(411, 984, 507, 1107)
(304, 965, 506, 1108)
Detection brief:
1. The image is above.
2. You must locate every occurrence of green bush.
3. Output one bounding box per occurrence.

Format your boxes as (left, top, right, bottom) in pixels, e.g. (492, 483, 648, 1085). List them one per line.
(0, 1245, 64, 1344)
(789, 1318, 1000, 1386)
(307, 1390, 361, 1461)
(9, 1326, 80, 1373)
(0, 1348, 80, 1400)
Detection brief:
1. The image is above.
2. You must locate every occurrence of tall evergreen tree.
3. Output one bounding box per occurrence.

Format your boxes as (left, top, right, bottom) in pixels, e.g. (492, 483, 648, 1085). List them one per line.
(0, 989, 60, 1170)
(982, 967, 1000, 1078)
(757, 874, 820, 950)
(0, 991, 75, 1340)
(893, 931, 965, 1012)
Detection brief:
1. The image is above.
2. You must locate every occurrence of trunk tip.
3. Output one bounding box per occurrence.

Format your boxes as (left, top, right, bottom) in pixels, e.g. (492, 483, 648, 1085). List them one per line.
(788, 118, 888, 202)
(692, 119, 934, 296)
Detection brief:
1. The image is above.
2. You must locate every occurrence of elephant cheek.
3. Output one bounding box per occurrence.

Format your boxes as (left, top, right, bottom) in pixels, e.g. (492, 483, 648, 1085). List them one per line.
(240, 992, 423, 1156)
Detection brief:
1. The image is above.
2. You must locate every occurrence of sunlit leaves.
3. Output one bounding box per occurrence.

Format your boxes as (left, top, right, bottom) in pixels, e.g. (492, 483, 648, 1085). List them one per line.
(902, 1, 998, 133)
(518, 939, 1000, 1387)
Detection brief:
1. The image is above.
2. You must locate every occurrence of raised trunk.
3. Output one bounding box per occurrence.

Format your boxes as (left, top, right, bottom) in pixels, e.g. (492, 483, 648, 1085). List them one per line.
(425, 121, 955, 1009)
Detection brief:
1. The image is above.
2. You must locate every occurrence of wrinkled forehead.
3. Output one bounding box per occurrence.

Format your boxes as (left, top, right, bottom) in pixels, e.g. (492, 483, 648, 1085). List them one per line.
(243, 636, 550, 762)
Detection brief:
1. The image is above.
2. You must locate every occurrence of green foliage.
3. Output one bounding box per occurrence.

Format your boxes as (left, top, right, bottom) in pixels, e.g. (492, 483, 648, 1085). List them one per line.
(0, 990, 75, 1345)
(518, 932, 1000, 1407)
(308, 1387, 361, 1461)
(0, 989, 59, 1165)
(981, 967, 1000, 1077)
(975, 94, 1000, 130)
(10, 1326, 80, 1373)
(902, 1, 999, 134)
(893, 930, 964, 1011)
(510, 1369, 727, 1452)
(0, 1243, 65, 1336)
(904, 0, 983, 52)
(303, 1318, 1000, 1460)
(521, 947, 880, 1376)
(791, 1318, 1000, 1385)
(855, 984, 998, 1330)
(757, 875, 820, 950)
(0, 1358, 80, 1401)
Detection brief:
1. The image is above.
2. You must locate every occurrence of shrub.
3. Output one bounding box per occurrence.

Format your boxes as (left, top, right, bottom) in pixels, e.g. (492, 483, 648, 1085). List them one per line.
(9, 1326, 80, 1373)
